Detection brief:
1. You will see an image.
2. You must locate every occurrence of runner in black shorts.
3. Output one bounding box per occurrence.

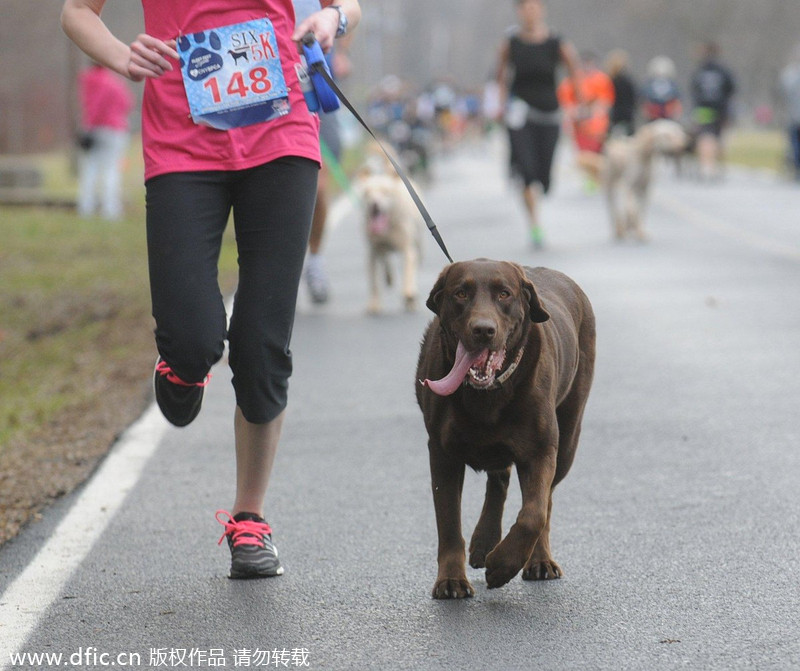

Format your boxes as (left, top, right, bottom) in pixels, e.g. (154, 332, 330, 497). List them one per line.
(495, 0, 580, 248)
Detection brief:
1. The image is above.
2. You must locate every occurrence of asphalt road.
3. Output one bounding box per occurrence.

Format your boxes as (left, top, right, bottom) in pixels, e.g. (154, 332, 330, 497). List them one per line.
(2, 133, 800, 670)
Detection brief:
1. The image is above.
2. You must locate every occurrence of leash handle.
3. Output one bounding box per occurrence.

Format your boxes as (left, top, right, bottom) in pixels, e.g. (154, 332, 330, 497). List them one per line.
(300, 33, 340, 113)
(302, 34, 454, 264)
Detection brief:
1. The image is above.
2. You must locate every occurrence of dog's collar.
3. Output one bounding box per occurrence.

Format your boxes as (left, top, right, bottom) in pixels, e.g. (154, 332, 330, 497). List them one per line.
(489, 346, 525, 389)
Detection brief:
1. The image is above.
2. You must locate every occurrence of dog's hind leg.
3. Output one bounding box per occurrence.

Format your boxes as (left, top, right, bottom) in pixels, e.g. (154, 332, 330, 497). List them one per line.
(469, 467, 511, 568)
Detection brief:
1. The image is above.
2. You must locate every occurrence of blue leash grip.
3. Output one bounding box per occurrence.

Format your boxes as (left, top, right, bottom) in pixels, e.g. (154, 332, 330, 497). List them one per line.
(295, 62, 319, 113)
(301, 33, 340, 113)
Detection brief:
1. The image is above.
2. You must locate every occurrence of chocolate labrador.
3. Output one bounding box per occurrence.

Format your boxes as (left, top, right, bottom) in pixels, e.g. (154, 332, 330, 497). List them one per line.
(416, 259, 595, 598)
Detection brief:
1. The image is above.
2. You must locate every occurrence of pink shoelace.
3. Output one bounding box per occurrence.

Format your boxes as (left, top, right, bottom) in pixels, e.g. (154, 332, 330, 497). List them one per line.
(156, 359, 211, 387)
(216, 510, 272, 547)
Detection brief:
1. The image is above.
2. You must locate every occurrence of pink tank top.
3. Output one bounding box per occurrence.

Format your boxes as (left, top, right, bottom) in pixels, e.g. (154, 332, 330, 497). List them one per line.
(140, 0, 320, 180)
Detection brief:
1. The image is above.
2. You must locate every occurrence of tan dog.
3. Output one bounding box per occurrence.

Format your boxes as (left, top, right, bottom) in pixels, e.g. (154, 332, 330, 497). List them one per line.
(603, 119, 689, 241)
(355, 170, 424, 313)
(416, 259, 595, 598)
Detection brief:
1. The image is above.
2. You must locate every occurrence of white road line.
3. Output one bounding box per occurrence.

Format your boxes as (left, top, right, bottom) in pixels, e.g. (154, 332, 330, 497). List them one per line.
(0, 404, 168, 670)
(656, 192, 800, 261)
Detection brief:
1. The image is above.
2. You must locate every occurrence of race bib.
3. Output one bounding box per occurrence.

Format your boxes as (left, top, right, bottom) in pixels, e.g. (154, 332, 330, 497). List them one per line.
(504, 97, 529, 130)
(179, 18, 290, 130)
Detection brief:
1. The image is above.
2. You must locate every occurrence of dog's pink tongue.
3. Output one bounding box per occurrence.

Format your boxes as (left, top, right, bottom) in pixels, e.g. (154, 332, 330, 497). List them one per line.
(368, 212, 390, 236)
(423, 342, 486, 396)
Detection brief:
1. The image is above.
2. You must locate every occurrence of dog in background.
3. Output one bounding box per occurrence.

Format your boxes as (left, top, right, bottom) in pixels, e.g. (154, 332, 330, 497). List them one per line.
(603, 119, 689, 241)
(353, 163, 425, 314)
(416, 259, 595, 598)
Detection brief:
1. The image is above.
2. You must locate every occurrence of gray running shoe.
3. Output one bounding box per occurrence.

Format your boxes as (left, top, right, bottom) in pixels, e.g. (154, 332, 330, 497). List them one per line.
(216, 510, 284, 579)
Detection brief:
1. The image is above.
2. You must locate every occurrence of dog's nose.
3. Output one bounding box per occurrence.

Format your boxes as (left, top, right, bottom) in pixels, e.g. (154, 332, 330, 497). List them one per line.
(471, 319, 497, 343)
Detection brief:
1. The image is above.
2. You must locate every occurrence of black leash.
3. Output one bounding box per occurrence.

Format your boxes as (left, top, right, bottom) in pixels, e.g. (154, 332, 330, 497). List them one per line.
(303, 35, 454, 263)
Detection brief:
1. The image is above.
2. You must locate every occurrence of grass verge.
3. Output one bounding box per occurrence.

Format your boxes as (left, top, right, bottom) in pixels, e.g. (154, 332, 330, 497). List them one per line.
(725, 127, 787, 173)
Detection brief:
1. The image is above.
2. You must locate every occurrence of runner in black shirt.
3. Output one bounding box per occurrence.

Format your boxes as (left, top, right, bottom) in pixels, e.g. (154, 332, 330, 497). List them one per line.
(690, 42, 736, 180)
(606, 49, 637, 137)
(495, 0, 580, 248)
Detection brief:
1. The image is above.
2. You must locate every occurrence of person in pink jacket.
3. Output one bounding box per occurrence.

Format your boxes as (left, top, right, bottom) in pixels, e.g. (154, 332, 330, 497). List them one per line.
(77, 63, 134, 220)
(61, 0, 361, 579)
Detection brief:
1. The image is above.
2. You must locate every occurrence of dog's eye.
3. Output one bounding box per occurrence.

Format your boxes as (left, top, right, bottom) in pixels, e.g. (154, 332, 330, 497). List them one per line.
(454, 289, 468, 300)
(498, 290, 511, 300)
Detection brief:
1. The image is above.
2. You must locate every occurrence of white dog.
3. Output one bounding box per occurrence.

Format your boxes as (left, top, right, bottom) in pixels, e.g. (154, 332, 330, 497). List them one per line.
(354, 169, 424, 313)
(603, 119, 689, 241)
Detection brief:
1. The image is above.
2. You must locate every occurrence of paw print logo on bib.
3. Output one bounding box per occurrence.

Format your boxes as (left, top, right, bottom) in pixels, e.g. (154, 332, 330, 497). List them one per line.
(178, 18, 290, 130)
(179, 31, 224, 81)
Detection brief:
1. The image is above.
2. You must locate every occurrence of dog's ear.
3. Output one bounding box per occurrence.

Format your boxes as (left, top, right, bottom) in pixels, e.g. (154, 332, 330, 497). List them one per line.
(517, 268, 550, 323)
(426, 265, 452, 315)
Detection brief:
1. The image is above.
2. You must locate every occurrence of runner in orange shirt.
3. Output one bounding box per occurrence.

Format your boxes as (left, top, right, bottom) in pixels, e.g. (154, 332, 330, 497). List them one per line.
(558, 51, 614, 190)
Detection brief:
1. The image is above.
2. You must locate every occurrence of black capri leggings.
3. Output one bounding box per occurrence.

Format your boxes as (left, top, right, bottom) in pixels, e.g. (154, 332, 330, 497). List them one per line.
(508, 120, 560, 193)
(145, 156, 319, 424)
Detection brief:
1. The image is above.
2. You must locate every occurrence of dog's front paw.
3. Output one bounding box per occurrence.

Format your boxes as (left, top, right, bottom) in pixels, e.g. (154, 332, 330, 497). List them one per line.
(522, 559, 563, 581)
(431, 577, 475, 599)
(484, 550, 523, 589)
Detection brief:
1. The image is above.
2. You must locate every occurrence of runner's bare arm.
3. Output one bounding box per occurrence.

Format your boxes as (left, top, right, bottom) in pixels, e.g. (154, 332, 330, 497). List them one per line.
(293, 0, 361, 53)
(494, 40, 511, 117)
(559, 40, 585, 107)
(61, 0, 178, 82)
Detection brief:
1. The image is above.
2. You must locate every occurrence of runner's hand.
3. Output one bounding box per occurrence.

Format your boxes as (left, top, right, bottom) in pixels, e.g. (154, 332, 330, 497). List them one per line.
(128, 34, 179, 81)
(292, 8, 338, 53)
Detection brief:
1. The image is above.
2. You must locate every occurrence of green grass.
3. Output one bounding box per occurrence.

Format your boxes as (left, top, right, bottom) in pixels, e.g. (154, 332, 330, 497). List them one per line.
(0, 140, 239, 451)
(725, 127, 788, 173)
